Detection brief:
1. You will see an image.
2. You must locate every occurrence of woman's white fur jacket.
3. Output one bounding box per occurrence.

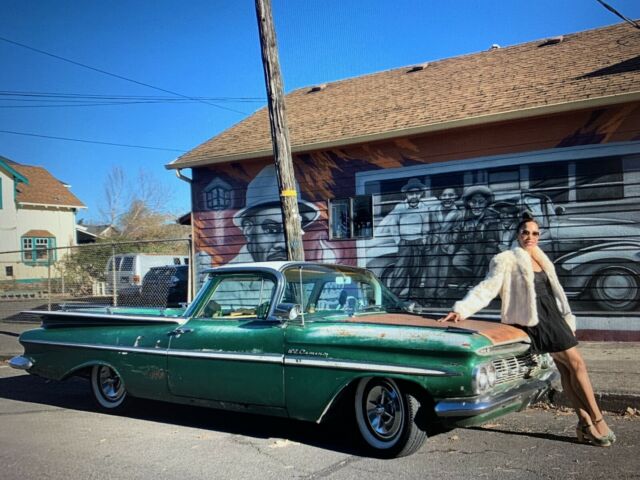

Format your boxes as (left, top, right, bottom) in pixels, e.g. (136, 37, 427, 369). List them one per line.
(453, 245, 577, 332)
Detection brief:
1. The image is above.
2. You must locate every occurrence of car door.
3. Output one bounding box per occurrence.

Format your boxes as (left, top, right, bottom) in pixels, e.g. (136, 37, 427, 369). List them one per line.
(167, 273, 285, 407)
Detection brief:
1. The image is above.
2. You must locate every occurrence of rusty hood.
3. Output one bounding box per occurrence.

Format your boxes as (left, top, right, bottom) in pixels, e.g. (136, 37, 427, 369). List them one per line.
(343, 313, 530, 346)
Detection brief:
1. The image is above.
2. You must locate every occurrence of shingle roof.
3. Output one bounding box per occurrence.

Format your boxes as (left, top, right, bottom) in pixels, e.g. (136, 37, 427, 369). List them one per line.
(169, 22, 640, 169)
(23, 229, 55, 238)
(12, 163, 85, 208)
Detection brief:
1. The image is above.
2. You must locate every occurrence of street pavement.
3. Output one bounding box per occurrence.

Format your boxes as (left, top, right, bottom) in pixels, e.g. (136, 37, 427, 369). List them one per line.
(0, 365, 638, 480)
(1, 317, 639, 412)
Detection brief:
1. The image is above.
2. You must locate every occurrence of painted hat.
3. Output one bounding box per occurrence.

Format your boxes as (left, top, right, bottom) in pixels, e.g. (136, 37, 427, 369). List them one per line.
(462, 185, 494, 204)
(401, 178, 426, 193)
(233, 165, 319, 229)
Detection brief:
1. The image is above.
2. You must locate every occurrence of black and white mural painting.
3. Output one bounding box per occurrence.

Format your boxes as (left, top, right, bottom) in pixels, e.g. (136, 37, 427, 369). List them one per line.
(357, 146, 640, 313)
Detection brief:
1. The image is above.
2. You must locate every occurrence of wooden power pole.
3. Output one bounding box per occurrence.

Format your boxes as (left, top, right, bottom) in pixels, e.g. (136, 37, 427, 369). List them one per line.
(255, 0, 305, 261)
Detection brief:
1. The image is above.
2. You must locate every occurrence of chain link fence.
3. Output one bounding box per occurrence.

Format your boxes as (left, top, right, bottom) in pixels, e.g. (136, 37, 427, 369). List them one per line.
(0, 238, 192, 321)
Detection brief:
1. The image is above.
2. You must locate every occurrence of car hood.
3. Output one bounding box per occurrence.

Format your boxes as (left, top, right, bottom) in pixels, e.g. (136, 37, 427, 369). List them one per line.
(344, 314, 530, 346)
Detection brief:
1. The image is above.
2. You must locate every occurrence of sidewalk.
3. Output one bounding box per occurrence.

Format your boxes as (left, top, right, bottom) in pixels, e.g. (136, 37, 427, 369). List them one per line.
(1, 319, 638, 413)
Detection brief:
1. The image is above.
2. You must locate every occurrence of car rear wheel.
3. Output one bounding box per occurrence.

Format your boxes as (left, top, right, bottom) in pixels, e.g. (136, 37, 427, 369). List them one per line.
(354, 377, 426, 457)
(591, 266, 640, 311)
(90, 365, 128, 410)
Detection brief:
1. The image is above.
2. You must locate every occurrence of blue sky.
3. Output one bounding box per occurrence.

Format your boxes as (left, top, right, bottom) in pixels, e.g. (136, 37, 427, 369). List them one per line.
(1, 0, 639, 221)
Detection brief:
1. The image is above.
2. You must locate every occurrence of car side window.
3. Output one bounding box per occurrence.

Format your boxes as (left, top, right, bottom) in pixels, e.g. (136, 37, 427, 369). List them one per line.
(200, 275, 276, 320)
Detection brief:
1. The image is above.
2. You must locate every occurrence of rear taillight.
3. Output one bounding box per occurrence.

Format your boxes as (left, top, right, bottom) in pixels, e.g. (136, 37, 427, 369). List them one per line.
(133, 275, 141, 284)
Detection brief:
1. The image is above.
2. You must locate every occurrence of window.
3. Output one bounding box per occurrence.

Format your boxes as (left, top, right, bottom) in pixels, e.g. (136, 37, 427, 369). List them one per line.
(329, 195, 373, 239)
(21, 236, 56, 264)
(5, 266, 13, 277)
(199, 274, 276, 319)
(528, 162, 569, 203)
(488, 167, 520, 194)
(575, 157, 623, 202)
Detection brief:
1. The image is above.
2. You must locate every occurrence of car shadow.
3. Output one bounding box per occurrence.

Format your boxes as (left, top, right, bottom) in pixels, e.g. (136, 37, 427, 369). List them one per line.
(0, 372, 368, 456)
(467, 425, 579, 444)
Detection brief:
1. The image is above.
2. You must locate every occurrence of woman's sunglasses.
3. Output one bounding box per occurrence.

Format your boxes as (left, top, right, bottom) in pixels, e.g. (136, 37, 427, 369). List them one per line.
(520, 230, 540, 237)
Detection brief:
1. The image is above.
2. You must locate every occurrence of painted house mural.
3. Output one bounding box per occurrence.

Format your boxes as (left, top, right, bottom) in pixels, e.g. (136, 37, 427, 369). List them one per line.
(172, 22, 640, 339)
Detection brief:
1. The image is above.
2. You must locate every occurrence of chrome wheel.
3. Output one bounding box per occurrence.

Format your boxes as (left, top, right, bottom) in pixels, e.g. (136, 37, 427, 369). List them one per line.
(364, 382, 403, 440)
(354, 377, 426, 457)
(91, 365, 127, 409)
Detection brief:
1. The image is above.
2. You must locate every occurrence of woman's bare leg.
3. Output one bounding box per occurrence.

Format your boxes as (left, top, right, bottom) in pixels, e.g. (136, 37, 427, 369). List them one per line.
(551, 347, 610, 437)
(555, 361, 591, 426)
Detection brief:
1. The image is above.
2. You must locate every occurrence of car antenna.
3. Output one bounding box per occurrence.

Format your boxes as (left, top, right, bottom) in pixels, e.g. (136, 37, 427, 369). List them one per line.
(298, 266, 305, 326)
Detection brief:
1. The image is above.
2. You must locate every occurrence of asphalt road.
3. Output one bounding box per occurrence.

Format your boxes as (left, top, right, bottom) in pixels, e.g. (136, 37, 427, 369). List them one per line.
(1, 365, 638, 480)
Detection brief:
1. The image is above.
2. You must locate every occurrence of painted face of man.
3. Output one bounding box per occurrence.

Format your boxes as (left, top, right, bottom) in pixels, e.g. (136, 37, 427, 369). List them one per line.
(241, 207, 287, 261)
(467, 193, 488, 217)
(405, 190, 422, 208)
(439, 188, 457, 208)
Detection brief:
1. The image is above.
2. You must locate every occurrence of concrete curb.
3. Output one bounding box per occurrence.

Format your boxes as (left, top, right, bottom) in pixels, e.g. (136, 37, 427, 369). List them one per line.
(548, 389, 640, 414)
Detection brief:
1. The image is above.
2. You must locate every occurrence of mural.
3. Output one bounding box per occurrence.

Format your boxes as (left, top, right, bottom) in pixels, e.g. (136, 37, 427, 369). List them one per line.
(361, 152, 640, 313)
(191, 106, 640, 316)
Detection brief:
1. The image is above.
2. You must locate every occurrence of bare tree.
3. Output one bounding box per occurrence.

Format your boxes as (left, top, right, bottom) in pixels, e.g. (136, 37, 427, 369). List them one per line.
(95, 166, 186, 241)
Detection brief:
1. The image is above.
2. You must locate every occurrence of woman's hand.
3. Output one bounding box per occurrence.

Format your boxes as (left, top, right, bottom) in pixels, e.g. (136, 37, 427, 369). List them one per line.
(438, 311, 461, 323)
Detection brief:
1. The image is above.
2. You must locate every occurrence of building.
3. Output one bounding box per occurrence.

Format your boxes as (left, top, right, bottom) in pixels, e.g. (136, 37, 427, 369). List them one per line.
(167, 22, 640, 340)
(0, 156, 85, 284)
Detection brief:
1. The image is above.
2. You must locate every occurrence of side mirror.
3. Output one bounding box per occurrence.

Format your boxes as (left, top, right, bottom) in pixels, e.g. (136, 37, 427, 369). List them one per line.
(273, 303, 303, 322)
(401, 300, 417, 313)
(555, 206, 566, 216)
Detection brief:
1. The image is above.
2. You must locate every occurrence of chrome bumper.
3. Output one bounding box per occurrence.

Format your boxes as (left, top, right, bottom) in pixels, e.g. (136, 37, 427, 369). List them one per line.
(435, 369, 559, 417)
(9, 355, 33, 370)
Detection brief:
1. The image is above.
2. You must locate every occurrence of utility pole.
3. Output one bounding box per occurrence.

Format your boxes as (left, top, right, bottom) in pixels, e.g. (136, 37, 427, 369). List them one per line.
(254, 0, 305, 261)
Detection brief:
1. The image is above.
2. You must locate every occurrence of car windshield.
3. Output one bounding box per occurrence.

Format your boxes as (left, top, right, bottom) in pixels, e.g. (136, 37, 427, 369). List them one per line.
(281, 264, 404, 320)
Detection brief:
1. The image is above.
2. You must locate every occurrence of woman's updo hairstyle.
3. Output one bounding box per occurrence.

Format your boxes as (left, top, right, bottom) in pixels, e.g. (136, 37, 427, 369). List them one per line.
(515, 211, 540, 234)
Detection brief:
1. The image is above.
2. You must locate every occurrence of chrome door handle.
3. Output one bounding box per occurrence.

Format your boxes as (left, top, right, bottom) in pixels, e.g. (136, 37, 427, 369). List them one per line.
(168, 328, 194, 337)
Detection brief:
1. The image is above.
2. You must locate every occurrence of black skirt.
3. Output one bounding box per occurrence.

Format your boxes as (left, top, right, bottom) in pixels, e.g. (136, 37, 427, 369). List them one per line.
(521, 271, 579, 354)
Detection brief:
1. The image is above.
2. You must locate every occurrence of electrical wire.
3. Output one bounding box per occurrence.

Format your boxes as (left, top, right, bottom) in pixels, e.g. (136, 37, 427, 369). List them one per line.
(0, 35, 250, 114)
(0, 129, 187, 153)
(595, 0, 640, 30)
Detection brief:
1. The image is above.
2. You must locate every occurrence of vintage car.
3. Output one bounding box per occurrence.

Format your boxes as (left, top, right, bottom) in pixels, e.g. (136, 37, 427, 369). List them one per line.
(10, 262, 558, 457)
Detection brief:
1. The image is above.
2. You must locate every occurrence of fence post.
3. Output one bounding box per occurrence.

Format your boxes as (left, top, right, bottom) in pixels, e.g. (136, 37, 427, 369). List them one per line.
(111, 243, 118, 307)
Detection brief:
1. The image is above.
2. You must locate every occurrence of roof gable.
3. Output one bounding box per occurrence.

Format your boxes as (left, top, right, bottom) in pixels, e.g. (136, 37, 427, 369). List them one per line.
(170, 22, 640, 169)
(12, 163, 85, 208)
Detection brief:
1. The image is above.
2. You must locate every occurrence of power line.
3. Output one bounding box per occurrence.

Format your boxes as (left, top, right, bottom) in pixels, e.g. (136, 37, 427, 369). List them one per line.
(0, 90, 264, 102)
(0, 129, 187, 153)
(595, 0, 640, 30)
(0, 35, 250, 114)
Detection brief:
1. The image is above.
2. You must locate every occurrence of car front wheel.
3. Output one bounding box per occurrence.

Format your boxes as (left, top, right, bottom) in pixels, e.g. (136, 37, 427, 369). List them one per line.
(90, 365, 129, 410)
(354, 377, 426, 457)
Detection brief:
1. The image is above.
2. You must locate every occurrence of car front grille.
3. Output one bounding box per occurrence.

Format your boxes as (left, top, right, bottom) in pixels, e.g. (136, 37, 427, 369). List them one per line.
(492, 353, 542, 385)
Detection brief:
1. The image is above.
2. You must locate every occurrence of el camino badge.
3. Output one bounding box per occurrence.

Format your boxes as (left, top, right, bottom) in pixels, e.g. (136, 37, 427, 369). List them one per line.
(287, 348, 329, 358)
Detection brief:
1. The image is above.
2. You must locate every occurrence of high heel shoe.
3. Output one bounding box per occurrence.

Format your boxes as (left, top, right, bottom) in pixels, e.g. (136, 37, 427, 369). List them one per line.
(576, 422, 611, 447)
(594, 417, 616, 444)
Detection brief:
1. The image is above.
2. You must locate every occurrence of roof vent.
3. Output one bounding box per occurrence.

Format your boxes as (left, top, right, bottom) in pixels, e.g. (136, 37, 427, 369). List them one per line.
(490, 44, 501, 50)
(407, 62, 429, 73)
(308, 84, 326, 93)
(539, 35, 564, 47)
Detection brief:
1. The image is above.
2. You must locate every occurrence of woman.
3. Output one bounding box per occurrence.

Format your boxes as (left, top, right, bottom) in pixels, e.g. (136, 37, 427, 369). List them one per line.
(439, 217, 615, 446)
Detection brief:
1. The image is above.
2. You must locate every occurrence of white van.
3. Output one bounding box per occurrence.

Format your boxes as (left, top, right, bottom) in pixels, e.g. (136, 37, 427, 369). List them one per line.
(105, 253, 189, 294)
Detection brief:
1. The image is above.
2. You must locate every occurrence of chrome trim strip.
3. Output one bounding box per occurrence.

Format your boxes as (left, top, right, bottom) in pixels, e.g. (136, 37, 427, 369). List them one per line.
(9, 355, 33, 370)
(168, 350, 283, 363)
(21, 339, 282, 363)
(22, 339, 167, 356)
(23, 310, 183, 323)
(22, 339, 447, 374)
(284, 356, 449, 376)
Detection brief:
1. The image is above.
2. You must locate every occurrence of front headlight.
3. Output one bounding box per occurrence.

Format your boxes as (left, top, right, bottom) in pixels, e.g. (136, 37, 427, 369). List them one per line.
(539, 353, 555, 370)
(472, 362, 496, 394)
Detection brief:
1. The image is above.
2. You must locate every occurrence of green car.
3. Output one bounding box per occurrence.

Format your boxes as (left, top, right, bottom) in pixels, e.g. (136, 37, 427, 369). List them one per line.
(10, 262, 558, 457)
